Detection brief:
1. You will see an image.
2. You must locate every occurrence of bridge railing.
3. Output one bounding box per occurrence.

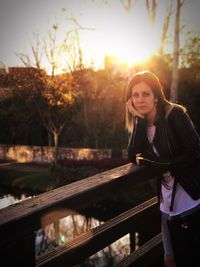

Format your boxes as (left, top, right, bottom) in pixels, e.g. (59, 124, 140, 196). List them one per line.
(0, 163, 164, 267)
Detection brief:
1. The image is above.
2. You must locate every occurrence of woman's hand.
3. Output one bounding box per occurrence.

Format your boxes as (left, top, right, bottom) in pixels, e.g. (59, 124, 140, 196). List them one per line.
(126, 99, 144, 118)
(136, 153, 142, 165)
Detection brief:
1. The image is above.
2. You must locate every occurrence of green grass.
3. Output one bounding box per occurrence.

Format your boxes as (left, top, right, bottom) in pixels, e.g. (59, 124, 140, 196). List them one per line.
(0, 165, 103, 193)
(0, 169, 53, 193)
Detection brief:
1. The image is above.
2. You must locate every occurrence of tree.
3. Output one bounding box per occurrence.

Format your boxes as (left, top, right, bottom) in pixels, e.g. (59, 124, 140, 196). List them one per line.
(16, 19, 88, 146)
(145, 0, 157, 24)
(16, 32, 43, 69)
(179, 34, 200, 128)
(182, 34, 200, 71)
(37, 72, 76, 163)
(0, 67, 46, 145)
(170, 0, 185, 102)
(159, 0, 173, 56)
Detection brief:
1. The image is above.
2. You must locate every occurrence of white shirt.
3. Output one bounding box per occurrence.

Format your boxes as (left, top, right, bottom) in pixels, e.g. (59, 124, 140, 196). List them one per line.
(147, 125, 200, 216)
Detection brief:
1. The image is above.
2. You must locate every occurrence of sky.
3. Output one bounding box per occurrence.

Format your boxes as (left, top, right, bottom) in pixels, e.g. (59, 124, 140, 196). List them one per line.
(0, 0, 200, 72)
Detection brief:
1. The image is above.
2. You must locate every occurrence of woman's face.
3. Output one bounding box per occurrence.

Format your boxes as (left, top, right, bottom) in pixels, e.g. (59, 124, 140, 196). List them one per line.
(131, 82, 157, 116)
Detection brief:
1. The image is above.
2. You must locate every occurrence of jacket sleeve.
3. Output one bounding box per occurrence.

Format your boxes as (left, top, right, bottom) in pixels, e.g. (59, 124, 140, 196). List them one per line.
(127, 117, 147, 163)
(168, 107, 200, 170)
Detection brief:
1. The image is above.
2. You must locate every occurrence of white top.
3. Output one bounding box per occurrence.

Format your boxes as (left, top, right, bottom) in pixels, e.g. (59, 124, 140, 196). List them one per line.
(147, 125, 200, 216)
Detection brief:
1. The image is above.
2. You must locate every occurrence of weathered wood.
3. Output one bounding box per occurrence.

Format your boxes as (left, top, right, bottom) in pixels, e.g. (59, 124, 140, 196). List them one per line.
(0, 163, 159, 247)
(0, 232, 36, 267)
(36, 197, 159, 267)
(113, 233, 163, 267)
(0, 163, 163, 267)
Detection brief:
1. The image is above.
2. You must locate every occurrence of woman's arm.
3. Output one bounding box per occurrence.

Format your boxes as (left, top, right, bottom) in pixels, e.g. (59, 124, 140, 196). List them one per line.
(168, 107, 200, 170)
(127, 117, 147, 163)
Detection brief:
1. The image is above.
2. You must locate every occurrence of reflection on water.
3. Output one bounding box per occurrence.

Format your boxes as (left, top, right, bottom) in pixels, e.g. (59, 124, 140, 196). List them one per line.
(36, 213, 105, 256)
(0, 193, 32, 209)
(1, 194, 137, 266)
(36, 212, 131, 266)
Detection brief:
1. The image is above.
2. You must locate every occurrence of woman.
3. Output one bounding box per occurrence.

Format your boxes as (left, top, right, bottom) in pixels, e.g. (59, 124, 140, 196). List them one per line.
(126, 70, 200, 267)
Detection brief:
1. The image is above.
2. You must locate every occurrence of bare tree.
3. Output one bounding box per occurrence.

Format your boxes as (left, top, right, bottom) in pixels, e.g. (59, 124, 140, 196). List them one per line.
(170, 0, 185, 102)
(16, 32, 43, 69)
(62, 30, 84, 72)
(159, 0, 173, 56)
(44, 24, 62, 77)
(120, 0, 134, 11)
(145, 0, 157, 24)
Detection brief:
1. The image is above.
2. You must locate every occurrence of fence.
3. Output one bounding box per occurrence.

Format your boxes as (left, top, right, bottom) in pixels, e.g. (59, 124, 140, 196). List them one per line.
(0, 163, 164, 267)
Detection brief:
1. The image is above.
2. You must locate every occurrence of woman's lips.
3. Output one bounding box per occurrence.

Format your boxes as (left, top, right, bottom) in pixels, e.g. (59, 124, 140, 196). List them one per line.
(136, 106, 146, 109)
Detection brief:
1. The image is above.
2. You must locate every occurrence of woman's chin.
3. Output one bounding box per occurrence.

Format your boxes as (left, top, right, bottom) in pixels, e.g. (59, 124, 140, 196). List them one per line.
(138, 111, 147, 116)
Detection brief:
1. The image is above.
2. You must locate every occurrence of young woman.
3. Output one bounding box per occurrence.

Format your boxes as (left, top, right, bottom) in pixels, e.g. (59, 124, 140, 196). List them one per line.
(126, 70, 200, 267)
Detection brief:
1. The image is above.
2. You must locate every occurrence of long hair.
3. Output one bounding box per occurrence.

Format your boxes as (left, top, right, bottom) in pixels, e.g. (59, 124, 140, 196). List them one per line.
(126, 70, 185, 133)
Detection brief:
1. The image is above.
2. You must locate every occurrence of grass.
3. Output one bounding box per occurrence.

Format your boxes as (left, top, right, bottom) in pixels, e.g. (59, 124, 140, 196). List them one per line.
(0, 163, 105, 193)
(0, 168, 53, 193)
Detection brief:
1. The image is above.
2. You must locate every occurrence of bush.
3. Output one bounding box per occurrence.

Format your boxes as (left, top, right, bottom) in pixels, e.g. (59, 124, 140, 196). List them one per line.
(59, 158, 129, 169)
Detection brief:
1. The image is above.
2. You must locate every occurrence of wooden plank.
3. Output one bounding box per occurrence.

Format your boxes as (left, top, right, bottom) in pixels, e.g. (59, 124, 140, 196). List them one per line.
(36, 197, 160, 267)
(0, 163, 159, 247)
(0, 232, 36, 267)
(113, 233, 163, 267)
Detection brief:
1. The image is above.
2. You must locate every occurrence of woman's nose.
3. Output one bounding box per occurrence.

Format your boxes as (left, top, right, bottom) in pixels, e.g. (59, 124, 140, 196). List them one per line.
(137, 95, 144, 102)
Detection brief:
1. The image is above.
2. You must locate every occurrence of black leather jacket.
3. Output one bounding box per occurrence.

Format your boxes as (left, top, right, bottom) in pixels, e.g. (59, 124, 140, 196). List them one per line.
(127, 105, 200, 200)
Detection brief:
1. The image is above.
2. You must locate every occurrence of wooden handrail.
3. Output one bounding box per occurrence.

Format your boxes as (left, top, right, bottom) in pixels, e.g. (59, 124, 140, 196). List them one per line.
(36, 197, 160, 267)
(0, 163, 159, 244)
(113, 233, 163, 267)
(0, 163, 162, 267)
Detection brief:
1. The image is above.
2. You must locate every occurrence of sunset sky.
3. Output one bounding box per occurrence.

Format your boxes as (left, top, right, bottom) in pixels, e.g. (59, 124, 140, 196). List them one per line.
(1, 0, 200, 73)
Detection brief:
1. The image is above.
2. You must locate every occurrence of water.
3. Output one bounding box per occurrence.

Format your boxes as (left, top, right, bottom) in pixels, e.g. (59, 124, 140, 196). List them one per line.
(36, 212, 131, 266)
(0, 193, 32, 209)
(0, 193, 136, 266)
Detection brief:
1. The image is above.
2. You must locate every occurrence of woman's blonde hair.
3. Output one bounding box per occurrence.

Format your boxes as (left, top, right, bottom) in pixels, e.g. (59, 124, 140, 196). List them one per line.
(126, 70, 185, 133)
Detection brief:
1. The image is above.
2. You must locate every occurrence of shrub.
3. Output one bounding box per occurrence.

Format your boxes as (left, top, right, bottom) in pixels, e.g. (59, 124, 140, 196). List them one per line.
(59, 158, 129, 169)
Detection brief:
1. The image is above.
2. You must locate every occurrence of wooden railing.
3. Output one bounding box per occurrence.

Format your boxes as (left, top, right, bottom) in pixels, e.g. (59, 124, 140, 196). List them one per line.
(0, 163, 164, 267)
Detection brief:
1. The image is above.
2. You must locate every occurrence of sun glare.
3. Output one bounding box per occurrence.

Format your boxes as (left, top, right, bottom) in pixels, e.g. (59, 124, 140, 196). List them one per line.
(103, 30, 158, 66)
(80, 1, 160, 70)
(41, 1, 163, 74)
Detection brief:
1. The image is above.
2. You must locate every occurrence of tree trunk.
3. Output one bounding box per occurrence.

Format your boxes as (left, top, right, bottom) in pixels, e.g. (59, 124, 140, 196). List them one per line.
(53, 131, 59, 164)
(83, 100, 90, 146)
(159, 0, 172, 56)
(95, 136, 98, 149)
(170, 0, 182, 103)
(48, 131, 52, 146)
(83, 100, 89, 132)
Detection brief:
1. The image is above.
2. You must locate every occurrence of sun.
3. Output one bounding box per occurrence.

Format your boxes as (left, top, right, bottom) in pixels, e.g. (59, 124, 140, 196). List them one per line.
(80, 1, 161, 69)
(43, 1, 162, 73)
(104, 35, 158, 66)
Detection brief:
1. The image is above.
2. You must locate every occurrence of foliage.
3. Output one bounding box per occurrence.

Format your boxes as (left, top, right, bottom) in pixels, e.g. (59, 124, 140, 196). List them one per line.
(1, 49, 200, 149)
(36, 72, 77, 150)
(0, 68, 46, 144)
(59, 158, 129, 169)
(178, 33, 200, 132)
(182, 34, 200, 70)
(0, 169, 53, 193)
(57, 166, 102, 186)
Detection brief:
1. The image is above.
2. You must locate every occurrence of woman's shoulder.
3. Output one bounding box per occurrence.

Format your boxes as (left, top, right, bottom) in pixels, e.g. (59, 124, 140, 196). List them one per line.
(165, 103, 187, 119)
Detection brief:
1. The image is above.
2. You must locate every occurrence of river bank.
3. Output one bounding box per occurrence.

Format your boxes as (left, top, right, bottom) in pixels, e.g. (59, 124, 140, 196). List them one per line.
(0, 161, 52, 193)
(0, 160, 157, 221)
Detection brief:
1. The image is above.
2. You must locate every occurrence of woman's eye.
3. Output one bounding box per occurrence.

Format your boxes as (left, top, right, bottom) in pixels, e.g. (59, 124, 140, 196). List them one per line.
(132, 93, 138, 98)
(143, 92, 150, 97)
(132, 91, 151, 98)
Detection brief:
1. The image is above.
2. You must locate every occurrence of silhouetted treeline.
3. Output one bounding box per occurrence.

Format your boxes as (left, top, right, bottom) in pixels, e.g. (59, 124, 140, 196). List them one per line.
(0, 54, 200, 150)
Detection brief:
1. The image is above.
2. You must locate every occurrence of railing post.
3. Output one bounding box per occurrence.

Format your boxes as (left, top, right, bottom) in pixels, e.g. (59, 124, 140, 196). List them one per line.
(129, 231, 136, 252)
(1, 232, 36, 267)
(137, 208, 161, 247)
